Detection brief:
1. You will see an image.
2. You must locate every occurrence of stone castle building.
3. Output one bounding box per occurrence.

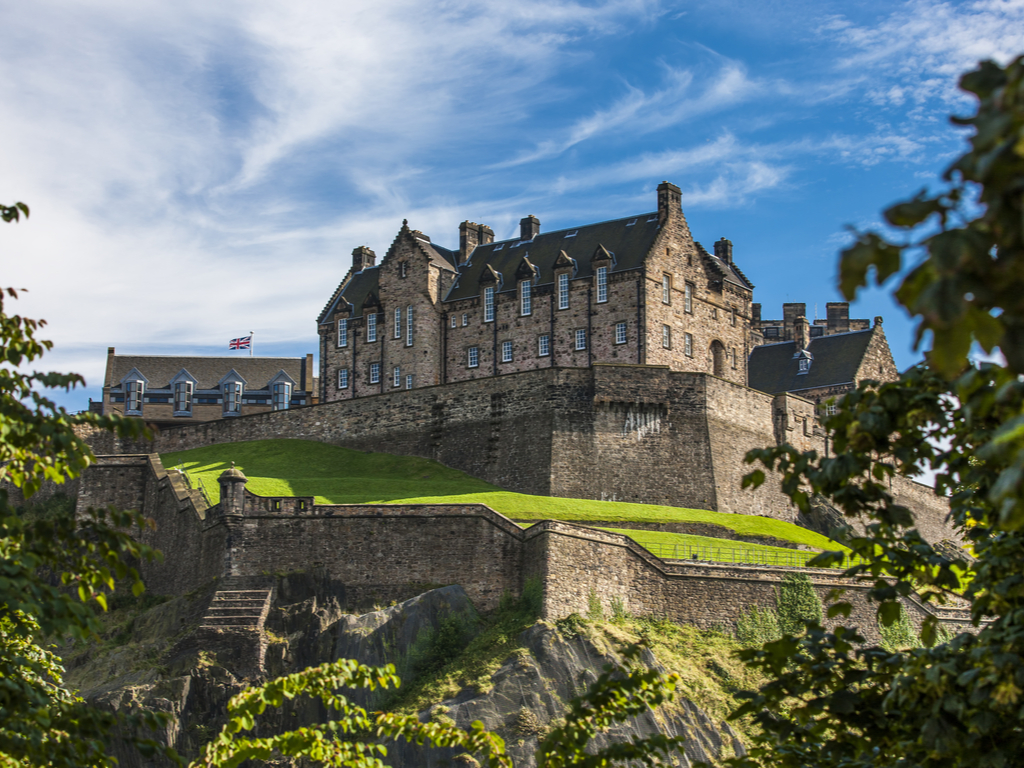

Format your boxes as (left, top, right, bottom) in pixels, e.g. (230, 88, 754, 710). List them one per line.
(317, 181, 897, 405)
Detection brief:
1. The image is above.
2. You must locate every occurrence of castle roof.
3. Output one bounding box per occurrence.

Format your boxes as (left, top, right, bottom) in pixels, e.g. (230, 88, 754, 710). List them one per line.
(747, 328, 876, 395)
(445, 213, 664, 302)
(105, 354, 312, 392)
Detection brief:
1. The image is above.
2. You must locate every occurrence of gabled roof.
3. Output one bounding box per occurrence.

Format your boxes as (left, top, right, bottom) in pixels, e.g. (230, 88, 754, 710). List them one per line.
(107, 355, 309, 392)
(445, 213, 662, 302)
(695, 242, 754, 290)
(747, 328, 876, 395)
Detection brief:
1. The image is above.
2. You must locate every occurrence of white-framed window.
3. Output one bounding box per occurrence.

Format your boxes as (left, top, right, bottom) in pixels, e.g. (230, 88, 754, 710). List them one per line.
(662, 274, 671, 304)
(338, 318, 348, 347)
(520, 280, 532, 316)
(173, 381, 192, 414)
(273, 382, 291, 411)
(539, 334, 550, 357)
(825, 402, 838, 416)
(596, 266, 608, 303)
(394, 308, 402, 338)
(451, 315, 457, 328)
(125, 380, 144, 414)
(223, 382, 242, 414)
(484, 286, 495, 322)
(406, 305, 414, 346)
(405, 374, 413, 390)
(468, 347, 479, 368)
(684, 333, 693, 357)
(558, 273, 569, 309)
(399, 261, 407, 278)
(616, 322, 627, 345)
(798, 357, 811, 373)
(339, 368, 349, 389)
(502, 340, 513, 363)
(575, 329, 587, 351)
(366, 313, 377, 342)
(462, 313, 468, 326)
(684, 283, 693, 314)
(662, 324, 671, 349)
(370, 362, 380, 384)
(393, 366, 401, 387)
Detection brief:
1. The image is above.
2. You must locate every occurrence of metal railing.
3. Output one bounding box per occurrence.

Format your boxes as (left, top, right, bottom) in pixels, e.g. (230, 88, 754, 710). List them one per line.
(179, 467, 214, 507)
(643, 541, 863, 569)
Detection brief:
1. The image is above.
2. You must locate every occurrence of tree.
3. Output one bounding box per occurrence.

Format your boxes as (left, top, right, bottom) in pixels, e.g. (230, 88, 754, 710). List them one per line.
(732, 54, 1024, 768)
(0, 207, 171, 766)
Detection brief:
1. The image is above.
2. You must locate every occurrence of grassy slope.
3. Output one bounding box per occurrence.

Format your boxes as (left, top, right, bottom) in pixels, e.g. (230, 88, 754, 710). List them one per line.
(161, 439, 841, 550)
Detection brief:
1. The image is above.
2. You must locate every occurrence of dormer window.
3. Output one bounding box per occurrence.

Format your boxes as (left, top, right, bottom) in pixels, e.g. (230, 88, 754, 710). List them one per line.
(223, 382, 243, 414)
(174, 381, 193, 415)
(126, 380, 145, 415)
(272, 382, 292, 410)
(798, 357, 811, 373)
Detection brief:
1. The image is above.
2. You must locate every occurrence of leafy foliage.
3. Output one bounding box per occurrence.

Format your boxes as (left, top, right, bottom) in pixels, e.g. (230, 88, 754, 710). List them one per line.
(878, 604, 919, 653)
(775, 573, 822, 636)
(1, 213, 170, 766)
(731, 55, 1024, 768)
(735, 606, 781, 648)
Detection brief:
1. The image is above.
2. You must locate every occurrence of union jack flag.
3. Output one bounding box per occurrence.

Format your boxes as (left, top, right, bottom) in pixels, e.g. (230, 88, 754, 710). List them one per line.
(229, 335, 252, 350)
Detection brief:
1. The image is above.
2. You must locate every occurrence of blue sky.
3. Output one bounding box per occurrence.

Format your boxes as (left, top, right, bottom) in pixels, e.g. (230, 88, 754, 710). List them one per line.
(2, 0, 1023, 409)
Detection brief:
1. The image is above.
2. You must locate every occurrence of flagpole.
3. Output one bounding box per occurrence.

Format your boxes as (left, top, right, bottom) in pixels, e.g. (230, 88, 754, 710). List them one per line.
(250, 331, 254, 358)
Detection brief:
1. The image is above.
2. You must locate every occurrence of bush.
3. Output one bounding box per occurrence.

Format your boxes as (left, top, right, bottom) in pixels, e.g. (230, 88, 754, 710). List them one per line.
(736, 605, 781, 646)
(586, 588, 604, 621)
(879, 604, 919, 652)
(776, 573, 823, 636)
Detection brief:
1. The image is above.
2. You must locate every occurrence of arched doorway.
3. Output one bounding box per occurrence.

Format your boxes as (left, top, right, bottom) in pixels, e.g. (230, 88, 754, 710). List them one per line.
(710, 340, 726, 377)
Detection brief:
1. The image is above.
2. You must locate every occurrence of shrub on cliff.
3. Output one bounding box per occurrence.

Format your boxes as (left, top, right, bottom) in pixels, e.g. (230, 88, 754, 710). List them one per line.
(734, 54, 1024, 768)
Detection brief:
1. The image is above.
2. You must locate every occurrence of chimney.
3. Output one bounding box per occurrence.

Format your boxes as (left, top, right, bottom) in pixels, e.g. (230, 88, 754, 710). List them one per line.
(520, 215, 540, 241)
(795, 316, 810, 353)
(302, 353, 313, 392)
(352, 246, 376, 272)
(713, 237, 733, 264)
(657, 181, 682, 225)
(459, 221, 494, 264)
(782, 303, 806, 341)
(751, 303, 761, 325)
(826, 302, 850, 334)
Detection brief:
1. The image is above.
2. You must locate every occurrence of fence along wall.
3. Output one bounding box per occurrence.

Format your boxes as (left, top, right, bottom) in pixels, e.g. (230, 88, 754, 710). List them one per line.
(77, 455, 972, 642)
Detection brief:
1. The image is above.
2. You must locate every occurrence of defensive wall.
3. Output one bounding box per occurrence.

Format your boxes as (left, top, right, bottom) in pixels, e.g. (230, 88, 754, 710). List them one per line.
(77, 454, 973, 646)
(80, 363, 949, 532)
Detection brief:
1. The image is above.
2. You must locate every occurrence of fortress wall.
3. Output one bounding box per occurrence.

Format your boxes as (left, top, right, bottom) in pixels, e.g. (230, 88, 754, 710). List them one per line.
(218, 505, 526, 611)
(888, 475, 955, 544)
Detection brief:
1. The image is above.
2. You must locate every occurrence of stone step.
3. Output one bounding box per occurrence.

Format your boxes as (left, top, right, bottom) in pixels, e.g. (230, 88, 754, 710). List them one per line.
(202, 615, 264, 625)
(205, 606, 267, 617)
(200, 587, 274, 632)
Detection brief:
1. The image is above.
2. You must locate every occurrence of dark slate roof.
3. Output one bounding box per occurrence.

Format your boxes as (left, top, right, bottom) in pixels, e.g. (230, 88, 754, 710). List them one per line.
(445, 212, 663, 302)
(695, 242, 754, 290)
(747, 328, 875, 395)
(108, 355, 309, 392)
(320, 267, 380, 323)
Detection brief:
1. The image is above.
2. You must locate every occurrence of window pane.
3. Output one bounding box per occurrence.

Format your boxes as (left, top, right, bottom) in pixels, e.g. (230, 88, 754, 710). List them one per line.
(558, 273, 569, 309)
(597, 267, 607, 303)
(484, 287, 495, 322)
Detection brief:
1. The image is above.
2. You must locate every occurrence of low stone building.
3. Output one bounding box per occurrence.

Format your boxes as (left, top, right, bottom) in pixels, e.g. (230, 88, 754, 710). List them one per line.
(96, 348, 318, 427)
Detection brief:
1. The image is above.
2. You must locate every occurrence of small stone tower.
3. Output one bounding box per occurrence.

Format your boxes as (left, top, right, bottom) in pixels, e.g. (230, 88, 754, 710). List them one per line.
(217, 463, 248, 517)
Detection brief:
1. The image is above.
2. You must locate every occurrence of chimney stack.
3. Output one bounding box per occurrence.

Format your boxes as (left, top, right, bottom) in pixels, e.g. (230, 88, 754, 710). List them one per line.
(826, 302, 850, 334)
(459, 221, 494, 264)
(713, 237, 733, 264)
(352, 246, 376, 272)
(751, 303, 761, 325)
(783, 303, 806, 341)
(520, 215, 540, 241)
(657, 181, 682, 225)
(795, 316, 810, 353)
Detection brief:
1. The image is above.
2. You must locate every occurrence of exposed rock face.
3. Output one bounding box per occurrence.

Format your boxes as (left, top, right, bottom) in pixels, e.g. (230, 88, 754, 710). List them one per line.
(81, 578, 743, 767)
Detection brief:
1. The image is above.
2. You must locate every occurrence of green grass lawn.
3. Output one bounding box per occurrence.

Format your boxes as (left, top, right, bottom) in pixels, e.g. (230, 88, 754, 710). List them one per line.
(597, 528, 844, 567)
(161, 439, 841, 551)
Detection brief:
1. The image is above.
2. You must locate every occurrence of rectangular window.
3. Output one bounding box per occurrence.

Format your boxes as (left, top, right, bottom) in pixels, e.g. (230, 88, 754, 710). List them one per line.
(174, 381, 192, 413)
(575, 329, 587, 351)
(451, 315, 457, 328)
(662, 274, 671, 304)
(520, 280, 532, 316)
(223, 382, 242, 413)
(394, 308, 401, 338)
(684, 283, 693, 314)
(484, 286, 495, 322)
(732, 347, 738, 369)
(462, 313, 468, 326)
(662, 324, 671, 348)
(684, 332, 693, 357)
(596, 266, 608, 303)
(126, 380, 144, 413)
(366, 313, 377, 342)
(393, 366, 401, 387)
(272, 382, 291, 411)
(502, 340, 513, 363)
(468, 347, 479, 368)
(405, 374, 413, 390)
(558, 273, 569, 310)
(825, 402, 838, 416)
(370, 362, 380, 384)
(616, 322, 627, 345)
(712, 307, 718, 319)
(539, 334, 550, 357)
(338, 318, 348, 347)
(731, 309, 737, 327)
(406, 305, 414, 346)
(339, 368, 349, 389)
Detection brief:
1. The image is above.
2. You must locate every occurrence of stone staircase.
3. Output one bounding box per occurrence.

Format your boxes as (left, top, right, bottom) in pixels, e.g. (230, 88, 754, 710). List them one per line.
(199, 577, 274, 632)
